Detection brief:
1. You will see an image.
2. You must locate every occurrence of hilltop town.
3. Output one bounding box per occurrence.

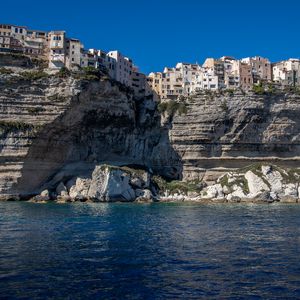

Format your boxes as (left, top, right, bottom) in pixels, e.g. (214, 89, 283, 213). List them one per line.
(1, 23, 300, 101)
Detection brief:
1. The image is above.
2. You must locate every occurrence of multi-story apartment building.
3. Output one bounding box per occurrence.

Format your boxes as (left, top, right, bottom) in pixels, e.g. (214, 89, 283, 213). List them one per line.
(202, 56, 254, 90)
(203, 58, 225, 88)
(24, 28, 48, 58)
(65, 38, 82, 70)
(80, 50, 97, 68)
(107, 51, 133, 86)
(160, 67, 184, 100)
(89, 49, 116, 78)
(0, 24, 23, 53)
(0, 24, 48, 57)
(175, 63, 200, 95)
(148, 72, 162, 97)
(239, 62, 253, 90)
(131, 66, 147, 98)
(220, 56, 240, 89)
(194, 67, 219, 91)
(272, 59, 300, 87)
(241, 56, 272, 83)
(48, 31, 66, 69)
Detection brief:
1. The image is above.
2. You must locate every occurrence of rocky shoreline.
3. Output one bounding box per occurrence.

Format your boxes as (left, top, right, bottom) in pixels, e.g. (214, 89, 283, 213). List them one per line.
(1, 163, 299, 204)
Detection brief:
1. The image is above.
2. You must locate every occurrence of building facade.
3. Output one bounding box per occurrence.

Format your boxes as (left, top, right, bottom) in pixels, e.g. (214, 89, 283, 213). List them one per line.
(107, 51, 133, 86)
(241, 56, 272, 83)
(272, 59, 300, 87)
(48, 31, 66, 69)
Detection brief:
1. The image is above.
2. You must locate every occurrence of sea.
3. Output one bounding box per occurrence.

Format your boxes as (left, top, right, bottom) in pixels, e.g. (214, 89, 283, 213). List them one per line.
(0, 202, 299, 299)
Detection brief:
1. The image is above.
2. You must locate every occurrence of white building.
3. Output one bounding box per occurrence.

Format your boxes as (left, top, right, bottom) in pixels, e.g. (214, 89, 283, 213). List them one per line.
(272, 59, 300, 87)
(107, 51, 133, 86)
(194, 67, 219, 91)
(48, 31, 66, 69)
(80, 50, 97, 68)
(89, 49, 116, 78)
(175, 63, 201, 95)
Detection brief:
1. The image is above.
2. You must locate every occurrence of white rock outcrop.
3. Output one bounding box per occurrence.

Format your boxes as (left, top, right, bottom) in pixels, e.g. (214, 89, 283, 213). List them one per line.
(245, 171, 270, 197)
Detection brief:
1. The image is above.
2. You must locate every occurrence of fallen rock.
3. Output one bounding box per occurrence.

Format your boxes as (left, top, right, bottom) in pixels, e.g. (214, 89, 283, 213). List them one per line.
(135, 189, 153, 202)
(245, 171, 270, 197)
(56, 182, 68, 197)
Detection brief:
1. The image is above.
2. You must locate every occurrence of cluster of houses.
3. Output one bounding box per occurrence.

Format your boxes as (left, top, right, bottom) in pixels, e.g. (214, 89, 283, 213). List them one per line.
(1, 23, 300, 100)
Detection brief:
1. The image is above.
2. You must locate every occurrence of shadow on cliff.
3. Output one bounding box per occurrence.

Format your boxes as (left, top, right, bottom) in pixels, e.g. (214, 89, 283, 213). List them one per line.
(12, 80, 183, 196)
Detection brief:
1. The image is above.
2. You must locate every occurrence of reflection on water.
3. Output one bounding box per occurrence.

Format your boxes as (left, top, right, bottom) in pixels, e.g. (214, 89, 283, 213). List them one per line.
(0, 202, 300, 299)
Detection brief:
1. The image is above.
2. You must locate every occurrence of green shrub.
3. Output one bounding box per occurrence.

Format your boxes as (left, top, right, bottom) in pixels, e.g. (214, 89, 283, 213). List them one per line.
(57, 66, 71, 78)
(26, 107, 45, 115)
(0, 120, 36, 131)
(220, 100, 228, 111)
(157, 100, 188, 116)
(0, 67, 13, 75)
(219, 174, 249, 194)
(20, 70, 48, 81)
(30, 58, 48, 69)
(152, 176, 202, 194)
(252, 83, 265, 95)
(225, 89, 235, 96)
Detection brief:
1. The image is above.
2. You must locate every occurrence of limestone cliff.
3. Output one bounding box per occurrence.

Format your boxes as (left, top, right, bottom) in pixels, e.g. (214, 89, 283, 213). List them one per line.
(169, 90, 300, 181)
(1, 55, 300, 201)
(0, 56, 181, 199)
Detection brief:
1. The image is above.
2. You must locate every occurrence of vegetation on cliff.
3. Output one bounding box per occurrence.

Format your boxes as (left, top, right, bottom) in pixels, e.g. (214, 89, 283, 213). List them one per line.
(158, 100, 188, 116)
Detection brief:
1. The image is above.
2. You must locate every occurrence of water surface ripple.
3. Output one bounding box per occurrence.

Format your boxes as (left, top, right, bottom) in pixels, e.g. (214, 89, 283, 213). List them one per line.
(0, 202, 299, 299)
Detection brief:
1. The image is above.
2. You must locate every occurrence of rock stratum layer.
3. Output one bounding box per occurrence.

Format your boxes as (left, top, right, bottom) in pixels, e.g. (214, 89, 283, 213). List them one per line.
(1, 56, 300, 201)
(170, 90, 300, 182)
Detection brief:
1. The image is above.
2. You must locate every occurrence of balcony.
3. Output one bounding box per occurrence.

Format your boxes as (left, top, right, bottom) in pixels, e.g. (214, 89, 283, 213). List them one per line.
(51, 54, 64, 62)
(25, 37, 45, 43)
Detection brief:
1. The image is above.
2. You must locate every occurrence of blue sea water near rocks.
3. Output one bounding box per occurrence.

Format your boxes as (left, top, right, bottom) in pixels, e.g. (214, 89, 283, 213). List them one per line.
(0, 202, 299, 299)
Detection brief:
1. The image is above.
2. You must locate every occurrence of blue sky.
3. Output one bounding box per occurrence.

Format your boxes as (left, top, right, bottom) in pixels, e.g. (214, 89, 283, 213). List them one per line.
(2, 0, 299, 73)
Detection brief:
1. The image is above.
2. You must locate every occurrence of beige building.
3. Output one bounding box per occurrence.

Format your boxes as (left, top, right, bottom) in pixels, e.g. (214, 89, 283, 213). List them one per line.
(160, 67, 183, 100)
(0, 24, 14, 51)
(148, 72, 162, 97)
(65, 39, 83, 70)
(24, 29, 48, 58)
(221, 57, 240, 89)
(203, 58, 225, 88)
(202, 56, 253, 90)
(0, 24, 48, 57)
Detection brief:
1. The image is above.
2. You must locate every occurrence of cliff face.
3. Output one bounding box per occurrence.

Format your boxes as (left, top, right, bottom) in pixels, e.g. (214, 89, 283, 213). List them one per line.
(1, 58, 300, 199)
(169, 90, 300, 181)
(0, 64, 181, 198)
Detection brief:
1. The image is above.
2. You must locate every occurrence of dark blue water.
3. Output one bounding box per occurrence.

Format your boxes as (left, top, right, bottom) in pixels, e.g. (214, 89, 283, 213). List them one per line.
(0, 202, 300, 299)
